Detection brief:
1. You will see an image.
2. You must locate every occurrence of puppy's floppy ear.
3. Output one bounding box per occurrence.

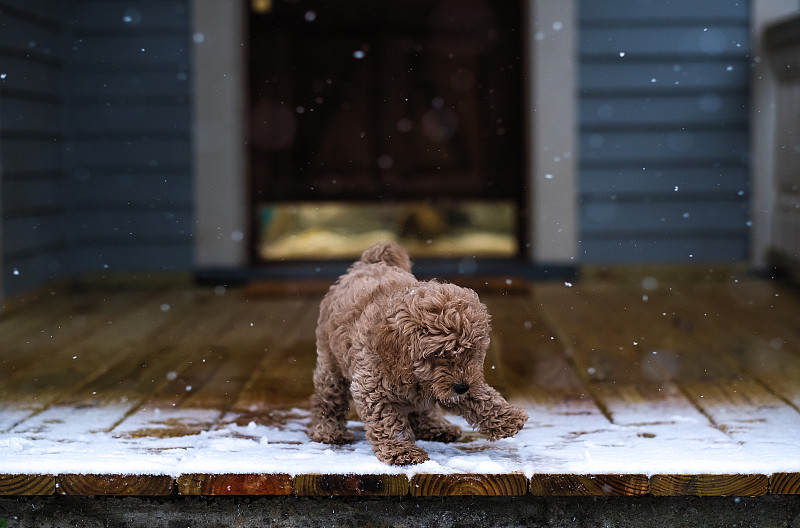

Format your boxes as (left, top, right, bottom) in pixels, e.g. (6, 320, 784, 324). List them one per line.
(372, 294, 421, 385)
(387, 286, 439, 359)
(398, 282, 492, 359)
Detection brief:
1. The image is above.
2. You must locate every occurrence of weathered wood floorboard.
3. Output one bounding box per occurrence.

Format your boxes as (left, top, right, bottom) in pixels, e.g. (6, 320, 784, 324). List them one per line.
(1, 272, 799, 496)
(534, 277, 800, 496)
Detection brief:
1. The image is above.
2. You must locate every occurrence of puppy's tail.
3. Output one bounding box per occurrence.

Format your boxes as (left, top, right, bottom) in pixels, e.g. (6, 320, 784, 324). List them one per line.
(360, 241, 412, 272)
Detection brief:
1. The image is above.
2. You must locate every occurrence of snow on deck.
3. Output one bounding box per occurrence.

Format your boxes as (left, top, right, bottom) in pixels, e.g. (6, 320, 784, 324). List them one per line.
(2, 400, 799, 479)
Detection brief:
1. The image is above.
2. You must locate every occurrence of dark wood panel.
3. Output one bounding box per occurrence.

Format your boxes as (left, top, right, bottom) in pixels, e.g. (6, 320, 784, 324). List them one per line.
(529, 474, 648, 496)
(249, 1, 523, 203)
(650, 474, 769, 497)
(293, 474, 409, 497)
(56, 474, 174, 496)
(178, 474, 292, 496)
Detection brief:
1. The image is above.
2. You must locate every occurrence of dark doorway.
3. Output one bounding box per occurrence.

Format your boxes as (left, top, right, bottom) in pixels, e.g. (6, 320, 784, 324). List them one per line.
(248, 0, 524, 261)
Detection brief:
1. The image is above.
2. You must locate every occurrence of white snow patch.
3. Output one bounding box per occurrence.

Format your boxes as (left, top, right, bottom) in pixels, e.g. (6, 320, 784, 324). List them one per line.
(1, 402, 800, 478)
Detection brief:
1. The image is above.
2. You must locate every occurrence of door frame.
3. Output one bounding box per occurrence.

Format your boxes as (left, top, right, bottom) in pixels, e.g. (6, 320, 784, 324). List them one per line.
(191, 0, 579, 269)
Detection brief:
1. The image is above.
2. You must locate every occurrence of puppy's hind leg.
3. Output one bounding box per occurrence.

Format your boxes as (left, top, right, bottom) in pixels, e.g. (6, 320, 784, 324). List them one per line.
(307, 353, 353, 444)
(409, 407, 462, 443)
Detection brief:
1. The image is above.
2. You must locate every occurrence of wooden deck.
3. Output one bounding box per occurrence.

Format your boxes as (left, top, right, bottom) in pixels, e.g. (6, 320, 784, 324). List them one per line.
(1, 268, 800, 498)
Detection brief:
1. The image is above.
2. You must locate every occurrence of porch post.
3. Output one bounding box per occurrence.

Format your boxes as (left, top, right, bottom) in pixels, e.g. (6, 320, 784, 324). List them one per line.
(749, 0, 800, 269)
(0, 102, 3, 306)
(526, 0, 579, 266)
(191, 0, 249, 268)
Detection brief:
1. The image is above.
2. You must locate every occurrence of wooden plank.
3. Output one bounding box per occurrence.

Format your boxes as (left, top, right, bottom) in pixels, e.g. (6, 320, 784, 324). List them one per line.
(533, 280, 717, 427)
(176, 297, 311, 426)
(1, 290, 188, 432)
(177, 474, 292, 496)
(293, 474, 409, 497)
(534, 275, 800, 491)
(7, 289, 243, 436)
(536, 279, 741, 385)
(677, 377, 800, 460)
(4, 289, 208, 434)
(729, 345, 800, 411)
(0, 289, 157, 385)
(670, 279, 800, 410)
(0, 474, 54, 496)
(529, 474, 648, 496)
(226, 298, 319, 416)
(0, 285, 82, 347)
(410, 473, 527, 497)
(770, 473, 800, 494)
(56, 474, 174, 496)
(112, 296, 308, 437)
(242, 279, 333, 298)
(693, 277, 800, 354)
(482, 294, 587, 403)
(650, 474, 768, 497)
(52, 289, 234, 408)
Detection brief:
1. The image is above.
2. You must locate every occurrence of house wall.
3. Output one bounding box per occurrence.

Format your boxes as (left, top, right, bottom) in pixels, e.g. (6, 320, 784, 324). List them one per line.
(578, 0, 752, 263)
(1, 0, 194, 298)
(0, 1, 776, 296)
(63, 0, 194, 277)
(0, 0, 69, 296)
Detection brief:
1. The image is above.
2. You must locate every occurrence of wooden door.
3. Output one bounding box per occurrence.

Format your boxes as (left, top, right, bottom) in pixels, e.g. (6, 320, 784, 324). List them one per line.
(247, 0, 524, 259)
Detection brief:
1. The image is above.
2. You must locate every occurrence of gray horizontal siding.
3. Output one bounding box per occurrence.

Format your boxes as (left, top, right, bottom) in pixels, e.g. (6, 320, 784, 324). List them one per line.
(579, 1, 748, 21)
(63, 0, 193, 277)
(0, 0, 69, 296)
(578, 0, 752, 264)
(1, 0, 193, 297)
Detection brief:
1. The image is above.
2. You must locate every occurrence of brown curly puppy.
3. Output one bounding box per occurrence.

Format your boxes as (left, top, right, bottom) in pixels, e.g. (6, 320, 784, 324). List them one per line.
(308, 241, 528, 465)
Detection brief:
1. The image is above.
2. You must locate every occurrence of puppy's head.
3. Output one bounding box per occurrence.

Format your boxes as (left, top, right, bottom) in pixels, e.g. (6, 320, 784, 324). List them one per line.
(390, 282, 491, 404)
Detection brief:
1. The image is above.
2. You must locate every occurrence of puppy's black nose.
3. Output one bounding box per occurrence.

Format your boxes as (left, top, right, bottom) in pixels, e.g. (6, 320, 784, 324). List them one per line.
(453, 383, 470, 395)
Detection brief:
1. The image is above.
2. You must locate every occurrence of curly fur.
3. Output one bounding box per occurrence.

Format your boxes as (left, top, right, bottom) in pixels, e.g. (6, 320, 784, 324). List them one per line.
(308, 241, 528, 465)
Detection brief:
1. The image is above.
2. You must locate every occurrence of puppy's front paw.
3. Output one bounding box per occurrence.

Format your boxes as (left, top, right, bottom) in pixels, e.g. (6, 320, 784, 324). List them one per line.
(376, 444, 430, 466)
(482, 405, 528, 441)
